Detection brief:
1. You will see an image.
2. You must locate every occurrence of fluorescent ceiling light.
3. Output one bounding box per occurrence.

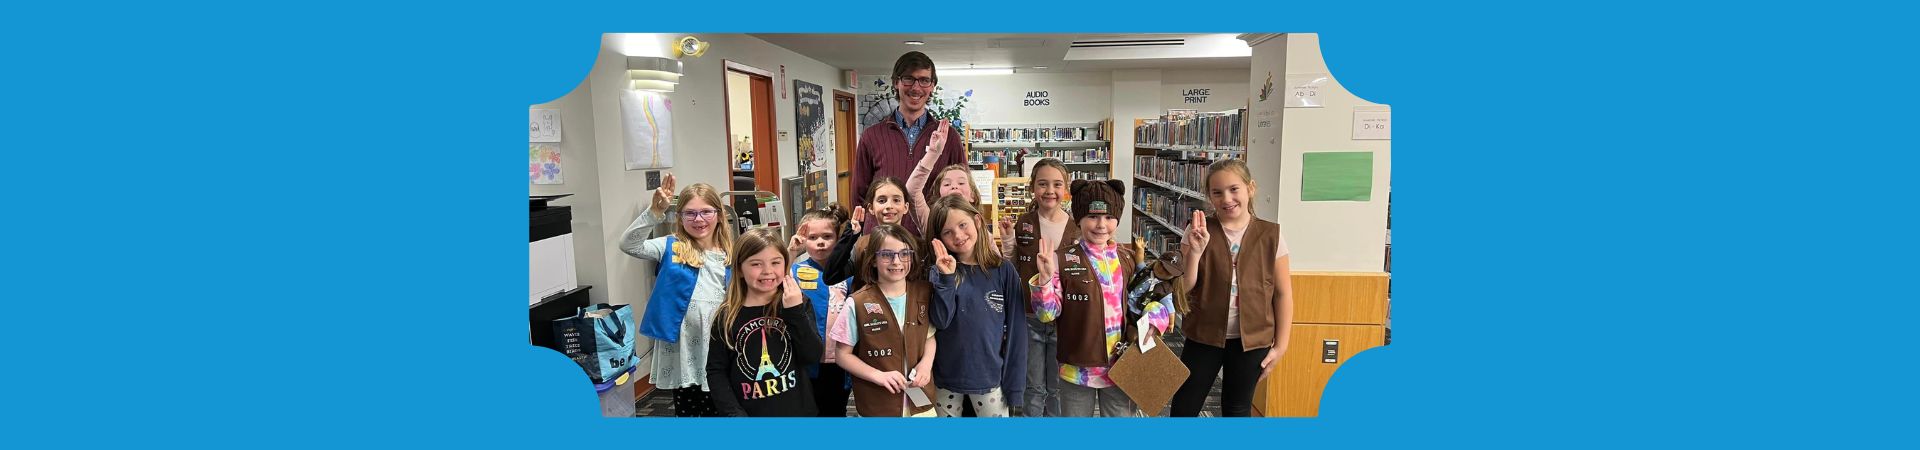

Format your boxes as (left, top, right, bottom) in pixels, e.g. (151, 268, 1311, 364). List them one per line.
(630, 80, 677, 92)
(904, 40, 925, 45)
(1032, 66, 1049, 69)
(626, 56, 683, 92)
(943, 68, 1014, 76)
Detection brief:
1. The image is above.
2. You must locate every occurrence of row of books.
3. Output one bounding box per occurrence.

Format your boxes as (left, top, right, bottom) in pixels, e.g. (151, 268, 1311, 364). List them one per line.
(1043, 148, 1111, 163)
(1133, 216, 1183, 259)
(1133, 188, 1202, 232)
(1065, 170, 1106, 182)
(1134, 109, 1247, 149)
(970, 125, 1105, 142)
(1134, 156, 1210, 195)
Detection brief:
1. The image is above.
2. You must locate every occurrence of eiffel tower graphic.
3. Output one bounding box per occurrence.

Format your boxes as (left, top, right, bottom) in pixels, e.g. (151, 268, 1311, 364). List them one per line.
(754, 327, 781, 379)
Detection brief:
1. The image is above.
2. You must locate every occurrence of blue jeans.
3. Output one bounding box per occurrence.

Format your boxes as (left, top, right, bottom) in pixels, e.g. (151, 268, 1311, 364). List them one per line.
(1022, 315, 1062, 416)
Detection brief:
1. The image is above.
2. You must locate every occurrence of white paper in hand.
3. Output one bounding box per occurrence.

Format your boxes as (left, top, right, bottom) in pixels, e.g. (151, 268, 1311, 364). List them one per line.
(1137, 318, 1156, 353)
(904, 369, 932, 406)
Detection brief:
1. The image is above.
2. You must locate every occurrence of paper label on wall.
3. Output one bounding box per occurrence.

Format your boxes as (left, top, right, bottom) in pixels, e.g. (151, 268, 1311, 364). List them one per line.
(530, 109, 562, 142)
(1284, 74, 1330, 108)
(972, 170, 996, 205)
(1352, 109, 1391, 140)
(530, 144, 562, 185)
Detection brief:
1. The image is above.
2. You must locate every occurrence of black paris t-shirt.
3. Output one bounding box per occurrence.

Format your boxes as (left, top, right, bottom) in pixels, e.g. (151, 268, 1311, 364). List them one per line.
(705, 302, 823, 417)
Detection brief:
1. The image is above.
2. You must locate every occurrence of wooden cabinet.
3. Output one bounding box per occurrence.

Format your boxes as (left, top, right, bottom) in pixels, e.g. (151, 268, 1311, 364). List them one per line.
(1249, 271, 1389, 417)
(1252, 323, 1386, 417)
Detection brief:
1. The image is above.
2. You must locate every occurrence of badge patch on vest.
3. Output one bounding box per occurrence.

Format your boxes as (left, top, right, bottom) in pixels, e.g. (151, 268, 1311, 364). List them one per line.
(795, 266, 820, 281)
(1022, 222, 1035, 234)
(865, 303, 883, 314)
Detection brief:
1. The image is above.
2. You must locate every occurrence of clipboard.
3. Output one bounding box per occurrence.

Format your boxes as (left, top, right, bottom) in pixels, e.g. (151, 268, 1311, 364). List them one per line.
(1107, 334, 1189, 415)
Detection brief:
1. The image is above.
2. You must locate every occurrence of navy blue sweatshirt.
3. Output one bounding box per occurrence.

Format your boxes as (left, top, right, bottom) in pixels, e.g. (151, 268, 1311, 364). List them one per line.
(928, 261, 1029, 398)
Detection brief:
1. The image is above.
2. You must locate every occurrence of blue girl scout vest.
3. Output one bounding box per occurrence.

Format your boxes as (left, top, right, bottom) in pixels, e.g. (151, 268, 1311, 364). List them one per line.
(640, 235, 729, 343)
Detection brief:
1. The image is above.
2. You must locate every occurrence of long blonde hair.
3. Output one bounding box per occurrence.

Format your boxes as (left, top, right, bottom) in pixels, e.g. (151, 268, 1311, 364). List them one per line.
(925, 194, 1002, 279)
(674, 183, 734, 267)
(714, 228, 789, 350)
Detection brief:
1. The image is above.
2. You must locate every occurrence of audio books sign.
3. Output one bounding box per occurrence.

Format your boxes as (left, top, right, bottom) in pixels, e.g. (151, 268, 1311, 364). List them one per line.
(1023, 90, 1051, 107)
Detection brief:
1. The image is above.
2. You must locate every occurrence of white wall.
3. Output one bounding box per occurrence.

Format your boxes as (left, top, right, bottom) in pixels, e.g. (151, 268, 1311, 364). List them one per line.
(1162, 69, 1250, 112)
(858, 71, 1115, 126)
(530, 81, 609, 305)
(1248, 33, 1391, 272)
(586, 33, 849, 373)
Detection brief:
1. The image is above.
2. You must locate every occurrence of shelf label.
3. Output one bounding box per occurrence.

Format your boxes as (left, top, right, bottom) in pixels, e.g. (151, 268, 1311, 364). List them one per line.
(1352, 109, 1391, 140)
(1285, 74, 1329, 108)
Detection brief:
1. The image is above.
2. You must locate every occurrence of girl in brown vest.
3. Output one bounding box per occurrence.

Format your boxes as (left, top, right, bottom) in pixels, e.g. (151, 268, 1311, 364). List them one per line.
(830, 224, 940, 417)
(1169, 159, 1296, 417)
(1029, 179, 1176, 417)
(703, 228, 821, 417)
(995, 158, 1077, 416)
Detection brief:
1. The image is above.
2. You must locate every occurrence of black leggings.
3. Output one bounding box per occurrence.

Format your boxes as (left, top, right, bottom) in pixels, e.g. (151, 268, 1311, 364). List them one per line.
(1170, 339, 1269, 417)
(672, 385, 722, 417)
(811, 364, 851, 417)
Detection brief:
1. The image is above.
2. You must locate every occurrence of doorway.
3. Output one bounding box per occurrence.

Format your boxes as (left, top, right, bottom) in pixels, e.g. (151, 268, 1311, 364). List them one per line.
(723, 61, 778, 227)
(832, 90, 857, 207)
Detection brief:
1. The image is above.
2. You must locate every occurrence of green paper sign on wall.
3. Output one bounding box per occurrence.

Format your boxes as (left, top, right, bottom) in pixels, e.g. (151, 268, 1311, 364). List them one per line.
(1301, 152, 1373, 201)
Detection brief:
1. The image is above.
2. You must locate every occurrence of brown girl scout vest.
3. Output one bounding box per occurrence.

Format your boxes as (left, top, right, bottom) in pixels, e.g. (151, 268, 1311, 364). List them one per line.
(1054, 240, 1136, 367)
(1014, 210, 1080, 290)
(847, 283, 938, 417)
(1183, 219, 1282, 350)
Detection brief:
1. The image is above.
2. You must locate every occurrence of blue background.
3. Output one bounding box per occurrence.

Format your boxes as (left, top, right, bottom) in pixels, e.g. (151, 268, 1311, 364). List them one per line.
(6, 0, 1911, 447)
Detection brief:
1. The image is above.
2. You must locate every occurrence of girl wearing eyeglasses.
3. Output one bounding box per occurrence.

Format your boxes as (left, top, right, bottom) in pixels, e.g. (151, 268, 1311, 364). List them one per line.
(831, 223, 939, 417)
(618, 173, 736, 417)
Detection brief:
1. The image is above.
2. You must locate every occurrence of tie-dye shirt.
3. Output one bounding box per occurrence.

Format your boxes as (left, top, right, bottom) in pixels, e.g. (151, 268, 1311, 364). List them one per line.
(1028, 241, 1173, 388)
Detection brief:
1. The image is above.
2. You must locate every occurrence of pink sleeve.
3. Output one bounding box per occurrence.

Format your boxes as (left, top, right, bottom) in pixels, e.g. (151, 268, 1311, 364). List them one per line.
(906, 133, 943, 225)
(823, 284, 850, 361)
(1029, 273, 1062, 323)
(1274, 230, 1290, 260)
(828, 301, 855, 347)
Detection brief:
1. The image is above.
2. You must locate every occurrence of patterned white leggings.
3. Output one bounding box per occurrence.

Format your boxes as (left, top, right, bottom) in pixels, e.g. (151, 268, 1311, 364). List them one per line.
(936, 387, 1011, 417)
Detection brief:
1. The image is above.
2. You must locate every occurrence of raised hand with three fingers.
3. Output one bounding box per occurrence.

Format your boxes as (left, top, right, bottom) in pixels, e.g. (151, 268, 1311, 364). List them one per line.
(649, 172, 678, 214)
(1182, 210, 1210, 258)
(932, 239, 957, 275)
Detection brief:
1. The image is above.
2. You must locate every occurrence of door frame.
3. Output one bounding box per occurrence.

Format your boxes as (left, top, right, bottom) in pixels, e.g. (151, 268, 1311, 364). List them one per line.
(832, 89, 857, 208)
(722, 60, 779, 196)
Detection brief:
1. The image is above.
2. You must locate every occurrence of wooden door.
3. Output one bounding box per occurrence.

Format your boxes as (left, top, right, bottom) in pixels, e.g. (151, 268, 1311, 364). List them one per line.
(833, 90, 857, 207)
(750, 74, 776, 195)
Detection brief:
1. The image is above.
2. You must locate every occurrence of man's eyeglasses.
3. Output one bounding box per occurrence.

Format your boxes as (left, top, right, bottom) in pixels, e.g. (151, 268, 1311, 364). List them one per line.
(875, 250, 916, 262)
(895, 77, 935, 88)
(680, 209, 719, 221)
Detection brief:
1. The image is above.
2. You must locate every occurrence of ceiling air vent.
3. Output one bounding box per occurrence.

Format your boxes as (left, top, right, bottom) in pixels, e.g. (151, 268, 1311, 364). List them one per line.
(1069, 38, 1185, 48)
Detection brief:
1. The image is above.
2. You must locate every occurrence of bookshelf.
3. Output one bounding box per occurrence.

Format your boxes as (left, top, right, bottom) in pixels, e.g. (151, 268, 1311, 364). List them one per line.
(1130, 109, 1248, 262)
